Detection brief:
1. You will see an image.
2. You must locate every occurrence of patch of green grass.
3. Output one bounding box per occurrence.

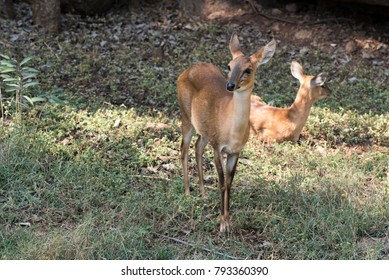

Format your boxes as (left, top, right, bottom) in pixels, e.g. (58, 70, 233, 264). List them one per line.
(305, 107, 387, 145)
(1, 97, 387, 259)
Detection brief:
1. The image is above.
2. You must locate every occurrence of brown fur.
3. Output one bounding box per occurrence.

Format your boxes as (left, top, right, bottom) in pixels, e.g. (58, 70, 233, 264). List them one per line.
(177, 33, 276, 232)
(250, 61, 331, 142)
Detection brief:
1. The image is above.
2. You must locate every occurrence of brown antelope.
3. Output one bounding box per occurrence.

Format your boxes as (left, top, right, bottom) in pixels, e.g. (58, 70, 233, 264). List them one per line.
(250, 61, 330, 142)
(177, 33, 276, 232)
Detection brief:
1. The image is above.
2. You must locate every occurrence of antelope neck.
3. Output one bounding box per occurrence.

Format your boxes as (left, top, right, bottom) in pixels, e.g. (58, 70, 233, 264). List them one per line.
(229, 88, 251, 134)
(289, 87, 315, 125)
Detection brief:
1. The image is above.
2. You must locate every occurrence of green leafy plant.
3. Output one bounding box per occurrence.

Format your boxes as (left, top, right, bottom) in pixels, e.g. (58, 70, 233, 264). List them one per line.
(0, 54, 40, 124)
(0, 54, 66, 126)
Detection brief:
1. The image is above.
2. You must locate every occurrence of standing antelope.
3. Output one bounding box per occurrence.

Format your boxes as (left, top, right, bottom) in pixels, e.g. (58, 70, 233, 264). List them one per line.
(250, 61, 330, 142)
(177, 32, 276, 232)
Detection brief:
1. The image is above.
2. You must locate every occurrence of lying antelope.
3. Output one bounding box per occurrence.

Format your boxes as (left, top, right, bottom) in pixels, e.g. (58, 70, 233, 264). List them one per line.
(250, 61, 330, 142)
(177, 32, 276, 232)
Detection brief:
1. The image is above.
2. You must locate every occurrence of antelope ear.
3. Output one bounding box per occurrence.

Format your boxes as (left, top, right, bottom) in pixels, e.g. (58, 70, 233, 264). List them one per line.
(250, 38, 276, 67)
(229, 32, 243, 59)
(291, 61, 304, 82)
(311, 73, 328, 87)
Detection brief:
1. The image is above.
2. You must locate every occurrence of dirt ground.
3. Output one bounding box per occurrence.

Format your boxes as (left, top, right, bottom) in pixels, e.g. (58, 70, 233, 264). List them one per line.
(198, 0, 388, 70)
(1, 1, 388, 86)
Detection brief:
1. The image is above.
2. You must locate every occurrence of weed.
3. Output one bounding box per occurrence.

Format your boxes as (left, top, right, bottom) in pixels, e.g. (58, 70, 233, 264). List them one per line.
(0, 54, 39, 124)
(0, 54, 65, 126)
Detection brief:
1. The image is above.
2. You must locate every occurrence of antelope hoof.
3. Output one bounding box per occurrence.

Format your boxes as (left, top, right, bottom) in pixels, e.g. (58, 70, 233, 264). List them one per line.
(219, 216, 232, 233)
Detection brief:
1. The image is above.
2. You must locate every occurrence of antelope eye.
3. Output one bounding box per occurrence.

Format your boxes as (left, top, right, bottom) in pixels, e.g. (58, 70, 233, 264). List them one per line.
(245, 68, 252, 74)
(227, 65, 231, 71)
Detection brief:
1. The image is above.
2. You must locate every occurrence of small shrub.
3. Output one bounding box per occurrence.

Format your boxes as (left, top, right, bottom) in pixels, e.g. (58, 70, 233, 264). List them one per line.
(0, 54, 65, 125)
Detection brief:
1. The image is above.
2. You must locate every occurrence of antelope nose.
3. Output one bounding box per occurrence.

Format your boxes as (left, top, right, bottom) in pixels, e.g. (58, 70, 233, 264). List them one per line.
(226, 82, 235, 91)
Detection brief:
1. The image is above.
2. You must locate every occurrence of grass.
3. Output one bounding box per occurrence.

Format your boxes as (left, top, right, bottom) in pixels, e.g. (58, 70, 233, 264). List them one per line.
(0, 102, 387, 259)
(0, 6, 388, 260)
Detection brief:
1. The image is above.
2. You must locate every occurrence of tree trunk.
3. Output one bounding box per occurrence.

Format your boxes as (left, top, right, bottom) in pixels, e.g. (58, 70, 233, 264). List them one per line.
(31, 0, 61, 34)
(0, 0, 15, 19)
